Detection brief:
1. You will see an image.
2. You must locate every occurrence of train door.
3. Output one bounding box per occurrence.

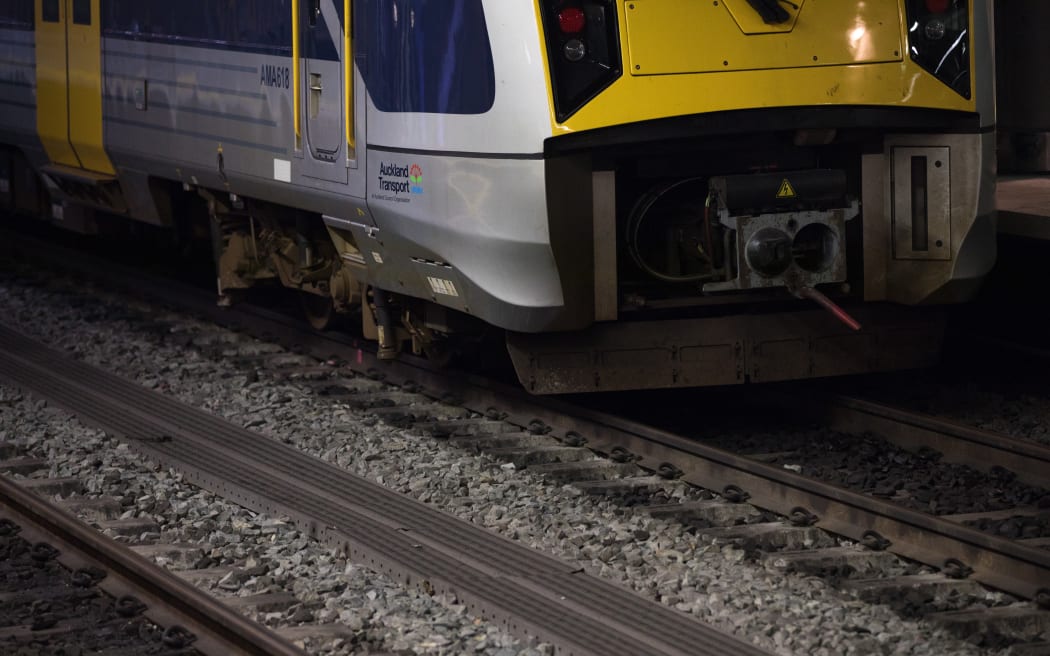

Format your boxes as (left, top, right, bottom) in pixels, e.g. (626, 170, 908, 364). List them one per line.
(35, 0, 114, 175)
(296, 0, 352, 184)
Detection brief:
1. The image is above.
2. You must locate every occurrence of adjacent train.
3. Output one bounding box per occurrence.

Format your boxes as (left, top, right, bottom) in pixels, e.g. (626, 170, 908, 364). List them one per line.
(0, 0, 996, 393)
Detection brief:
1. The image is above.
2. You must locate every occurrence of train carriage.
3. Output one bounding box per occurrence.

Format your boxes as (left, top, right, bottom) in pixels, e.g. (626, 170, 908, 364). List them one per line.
(0, 0, 996, 393)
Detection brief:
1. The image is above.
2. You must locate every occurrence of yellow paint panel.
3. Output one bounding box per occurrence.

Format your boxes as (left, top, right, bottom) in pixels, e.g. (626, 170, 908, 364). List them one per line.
(35, 0, 78, 167)
(66, 0, 114, 174)
(625, 0, 901, 75)
(553, 1, 974, 134)
(563, 61, 974, 133)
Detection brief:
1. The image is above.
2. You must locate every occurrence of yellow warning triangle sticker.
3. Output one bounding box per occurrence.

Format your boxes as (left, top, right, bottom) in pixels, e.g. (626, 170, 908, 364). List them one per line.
(776, 178, 797, 199)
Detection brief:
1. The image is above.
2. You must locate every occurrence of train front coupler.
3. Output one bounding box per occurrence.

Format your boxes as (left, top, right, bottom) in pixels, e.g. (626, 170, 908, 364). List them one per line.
(702, 169, 858, 294)
(701, 169, 863, 329)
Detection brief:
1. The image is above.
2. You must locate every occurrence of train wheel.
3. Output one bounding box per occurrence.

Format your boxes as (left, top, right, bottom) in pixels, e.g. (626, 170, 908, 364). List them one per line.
(300, 292, 337, 331)
(423, 340, 454, 368)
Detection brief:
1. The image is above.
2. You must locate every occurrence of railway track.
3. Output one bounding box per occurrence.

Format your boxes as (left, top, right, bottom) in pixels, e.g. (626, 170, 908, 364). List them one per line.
(0, 386, 538, 655)
(4, 230, 1050, 651)
(0, 322, 764, 655)
(0, 466, 303, 655)
(786, 393, 1050, 490)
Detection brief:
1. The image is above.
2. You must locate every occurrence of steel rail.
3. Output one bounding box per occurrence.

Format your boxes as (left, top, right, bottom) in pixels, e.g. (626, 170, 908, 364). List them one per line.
(789, 393, 1050, 489)
(7, 231, 1050, 601)
(202, 304, 1050, 600)
(958, 332, 1050, 368)
(0, 473, 305, 656)
(225, 294, 1050, 602)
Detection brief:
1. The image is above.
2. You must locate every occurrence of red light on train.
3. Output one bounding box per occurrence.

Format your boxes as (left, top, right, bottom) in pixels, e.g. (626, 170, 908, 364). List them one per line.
(558, 7, 586, 34)
(925, 0, 950, 13)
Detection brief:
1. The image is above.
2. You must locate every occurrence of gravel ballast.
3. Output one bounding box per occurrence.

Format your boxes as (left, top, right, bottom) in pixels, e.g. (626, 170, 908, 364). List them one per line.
(697, 429, 1050, 525)
(867, 375, 1050, 449)
(0, 387, 543, 655)
(0, 269, 1028, 655)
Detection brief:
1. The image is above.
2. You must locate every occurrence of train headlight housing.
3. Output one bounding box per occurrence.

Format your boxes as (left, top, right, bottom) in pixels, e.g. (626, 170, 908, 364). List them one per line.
(745, 229, 793, 278)
(924, 19, 947, 40)
(563, 39, 587, 62)
(541, 1, 622, 122)
(906, 0, 970, 98)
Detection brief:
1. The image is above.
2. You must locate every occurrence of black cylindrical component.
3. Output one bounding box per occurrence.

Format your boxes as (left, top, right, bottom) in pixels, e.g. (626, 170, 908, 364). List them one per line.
(744, 228, 792, 277)
(371, 288, 399, 360)
(709, 169, 847, 214)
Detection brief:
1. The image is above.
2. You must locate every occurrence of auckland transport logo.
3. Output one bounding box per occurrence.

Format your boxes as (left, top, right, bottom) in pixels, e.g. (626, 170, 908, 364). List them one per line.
(409, 164, 423, 194)
(375, 162, 424, 202)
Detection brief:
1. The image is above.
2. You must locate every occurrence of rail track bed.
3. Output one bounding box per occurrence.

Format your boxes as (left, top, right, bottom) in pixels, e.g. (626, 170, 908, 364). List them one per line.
(843, 362, 1050, 452)
(0, 459, 301, 655)
(0, 388, 547, 656)
(0, 322, 761, 655)
(2, 233, 1049, 653)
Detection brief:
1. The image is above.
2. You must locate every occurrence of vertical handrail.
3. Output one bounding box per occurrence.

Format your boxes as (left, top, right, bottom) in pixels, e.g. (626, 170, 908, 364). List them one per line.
(292, 0, 301, 149)
(345, 0, 354, 158)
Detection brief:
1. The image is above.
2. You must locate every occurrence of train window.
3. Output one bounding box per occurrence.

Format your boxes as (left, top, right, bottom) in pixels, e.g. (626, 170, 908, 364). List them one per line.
(103, 0, 292, 55)
(236, 1, 292, 51)
(357, 0, 496, 115)
(42, 0, 59, 23)
(177, 5, 214, 43)
(72, 0, 90, 25)
(0, 0, 33, 28)
(102, 1, 151, 36)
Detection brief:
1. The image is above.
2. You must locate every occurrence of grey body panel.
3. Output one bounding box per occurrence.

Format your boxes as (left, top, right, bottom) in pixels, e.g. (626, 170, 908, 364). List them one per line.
(861, 131, 996, 305)
(361, 150, 570, 332)
(300, 0, 351, 184)
(97, 32, 578, 332)
(100, 37, 368, 218)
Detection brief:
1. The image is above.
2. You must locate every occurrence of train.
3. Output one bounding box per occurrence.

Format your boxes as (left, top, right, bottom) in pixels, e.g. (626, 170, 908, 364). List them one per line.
(0, 0, 996, 393)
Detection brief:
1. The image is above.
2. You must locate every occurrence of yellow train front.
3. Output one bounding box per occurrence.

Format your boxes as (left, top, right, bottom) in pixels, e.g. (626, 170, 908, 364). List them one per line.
(512, 0, 996, 392)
